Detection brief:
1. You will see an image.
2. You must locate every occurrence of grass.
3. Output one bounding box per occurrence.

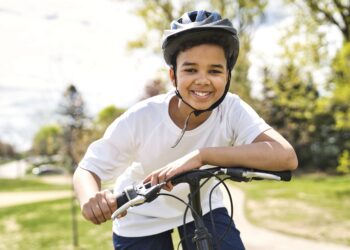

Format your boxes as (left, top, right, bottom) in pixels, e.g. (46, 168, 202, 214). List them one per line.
(0, 198, 113, 250)
(234, 174, 350, 246)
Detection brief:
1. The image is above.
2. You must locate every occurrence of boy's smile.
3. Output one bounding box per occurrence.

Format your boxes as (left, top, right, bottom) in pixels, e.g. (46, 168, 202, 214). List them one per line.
(170, 44, 228, 114)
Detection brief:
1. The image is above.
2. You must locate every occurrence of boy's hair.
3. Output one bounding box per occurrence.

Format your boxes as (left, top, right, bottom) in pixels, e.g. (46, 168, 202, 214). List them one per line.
(170, 32, 233, 71)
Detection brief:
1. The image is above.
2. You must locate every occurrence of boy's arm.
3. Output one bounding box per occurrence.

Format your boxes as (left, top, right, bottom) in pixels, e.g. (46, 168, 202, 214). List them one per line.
(73, 167, 117, 224)
(145, 128, 298, 188)
(201, 128, 298, 171)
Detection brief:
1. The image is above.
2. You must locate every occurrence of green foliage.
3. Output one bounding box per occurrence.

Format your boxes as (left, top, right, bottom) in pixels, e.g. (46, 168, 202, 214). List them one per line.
(97, 105, 125, 127)
(95, 105, 126, 134)
(33, 124, 63, 156)
(231, 33, 255, 103)
(209, 0, 268, 30)
(261, 66, 319, 166)
(257, 2, 350, 170)
(297, 0, 350, 42)
(332, 42, 350, 130)
(337, 150, 350, 174)
(312, 42, 350, 170)
(127, 0, 195, 51)
(258, 10, 325, 168)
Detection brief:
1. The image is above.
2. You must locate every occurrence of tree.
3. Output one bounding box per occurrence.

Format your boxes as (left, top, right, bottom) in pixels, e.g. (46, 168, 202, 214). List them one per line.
(57, 84, 90, 248)
(95, 105, 126, 136)
(287, 0, 350, 170)
(58, 84, 90, 167)
(328, 42, 350, 172)
(258, 0, 349, 170)
(337, 149, 350, 174)
(260, 66, 320, 167)
(32, 124, 62, 156)
(127, 0, 195, 52)
(331, 42, 350, 131)
(294, 0, 350, 42)
(139, 78, 167, 100)
(258, 8, 332, 169)
(0, 141, 16, 158)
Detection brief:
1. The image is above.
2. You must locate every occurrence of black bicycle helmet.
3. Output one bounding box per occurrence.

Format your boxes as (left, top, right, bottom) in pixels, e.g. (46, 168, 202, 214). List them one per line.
(162, 10, 239, 70)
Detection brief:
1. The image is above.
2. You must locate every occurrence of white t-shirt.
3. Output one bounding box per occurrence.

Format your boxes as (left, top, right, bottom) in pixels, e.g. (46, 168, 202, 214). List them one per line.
(79, 91, 270, 237)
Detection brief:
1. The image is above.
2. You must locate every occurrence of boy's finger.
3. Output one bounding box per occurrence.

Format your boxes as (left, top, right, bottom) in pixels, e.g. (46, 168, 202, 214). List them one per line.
(104, 190, 117, 211)
(143, 174, 151, 183)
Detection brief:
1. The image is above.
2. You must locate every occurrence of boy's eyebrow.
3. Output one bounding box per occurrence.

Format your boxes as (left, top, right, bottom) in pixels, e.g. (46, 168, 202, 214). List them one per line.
(211, 64, 225, 69)
(181, 62, 197, 67)
(181, 62, 225, 68)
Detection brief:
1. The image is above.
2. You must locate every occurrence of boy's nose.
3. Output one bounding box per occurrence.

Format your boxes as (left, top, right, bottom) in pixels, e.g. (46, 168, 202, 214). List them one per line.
(194, 75, 210, 85)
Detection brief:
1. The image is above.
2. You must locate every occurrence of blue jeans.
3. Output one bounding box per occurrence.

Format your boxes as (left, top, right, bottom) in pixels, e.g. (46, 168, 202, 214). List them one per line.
(113, 207, 245, 250)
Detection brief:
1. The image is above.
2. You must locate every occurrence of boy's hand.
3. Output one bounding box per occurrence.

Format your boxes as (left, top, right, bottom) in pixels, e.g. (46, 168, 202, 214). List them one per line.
(80, 189, 118, 224)
(144, 149, 203, 191)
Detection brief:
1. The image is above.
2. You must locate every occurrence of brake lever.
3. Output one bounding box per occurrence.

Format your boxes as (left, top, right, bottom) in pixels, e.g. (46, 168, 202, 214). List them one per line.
(111, 182, 165, 220)
(111, 195, 146, 220)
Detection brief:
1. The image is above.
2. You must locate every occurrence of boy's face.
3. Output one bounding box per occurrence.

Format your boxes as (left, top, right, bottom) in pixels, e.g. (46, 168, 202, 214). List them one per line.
(170, 44, 228, 112)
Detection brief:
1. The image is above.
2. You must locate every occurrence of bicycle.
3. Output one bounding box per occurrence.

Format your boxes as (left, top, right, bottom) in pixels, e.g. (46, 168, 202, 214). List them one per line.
(111, 167, 292, 250)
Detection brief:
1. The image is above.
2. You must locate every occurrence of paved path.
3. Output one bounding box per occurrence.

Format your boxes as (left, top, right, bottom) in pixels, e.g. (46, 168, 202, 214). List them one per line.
(0, 190, 71, 208)
(224, 186, 350, 250)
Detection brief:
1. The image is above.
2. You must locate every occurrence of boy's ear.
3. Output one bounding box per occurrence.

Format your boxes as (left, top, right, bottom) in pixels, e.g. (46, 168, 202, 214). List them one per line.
(169, 67, 176, 86)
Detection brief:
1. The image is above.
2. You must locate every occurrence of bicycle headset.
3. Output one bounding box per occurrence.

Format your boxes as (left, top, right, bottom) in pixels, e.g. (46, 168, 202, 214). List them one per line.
(161, 10, 240, 147)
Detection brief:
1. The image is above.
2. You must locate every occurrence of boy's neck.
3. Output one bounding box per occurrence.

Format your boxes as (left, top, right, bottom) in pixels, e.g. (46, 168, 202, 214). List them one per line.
(169, 96, 211, 130)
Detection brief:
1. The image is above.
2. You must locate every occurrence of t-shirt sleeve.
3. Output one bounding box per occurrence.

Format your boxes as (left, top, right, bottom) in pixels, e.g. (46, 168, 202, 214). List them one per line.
(78, 115, 135, 181)
(229, 96, 271, 146)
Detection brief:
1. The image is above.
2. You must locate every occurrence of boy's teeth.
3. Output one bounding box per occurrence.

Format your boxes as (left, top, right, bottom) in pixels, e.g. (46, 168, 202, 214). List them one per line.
(194, 91, 209, 96)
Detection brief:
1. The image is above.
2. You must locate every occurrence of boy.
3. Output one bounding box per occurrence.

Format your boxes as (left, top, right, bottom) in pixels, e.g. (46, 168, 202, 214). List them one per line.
(73, 10, 298, 250)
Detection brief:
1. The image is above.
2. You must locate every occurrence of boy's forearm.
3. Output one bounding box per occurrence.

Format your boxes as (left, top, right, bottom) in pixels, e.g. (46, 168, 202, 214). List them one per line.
(73, 167, 101, 206)
(200, 141, 298, 171)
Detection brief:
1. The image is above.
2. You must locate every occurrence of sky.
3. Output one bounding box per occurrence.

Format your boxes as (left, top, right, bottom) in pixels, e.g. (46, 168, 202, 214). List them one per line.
(0, 0, 164, 150)
(1, 0, 339, 151)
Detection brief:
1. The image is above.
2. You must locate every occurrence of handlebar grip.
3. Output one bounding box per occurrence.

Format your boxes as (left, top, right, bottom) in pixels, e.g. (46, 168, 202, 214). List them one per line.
(267, 170, 292, 181)
(226, 168, 292, 181)
(116, 192, 129, 207)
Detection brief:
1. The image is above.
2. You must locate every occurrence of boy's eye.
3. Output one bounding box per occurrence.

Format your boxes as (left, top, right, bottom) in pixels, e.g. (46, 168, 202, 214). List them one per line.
(209, 69, 223, 74)
(184, 68, 196, 73)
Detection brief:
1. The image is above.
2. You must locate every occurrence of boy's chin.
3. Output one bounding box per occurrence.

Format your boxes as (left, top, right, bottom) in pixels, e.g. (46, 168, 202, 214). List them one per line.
(190, 104, 213, 112)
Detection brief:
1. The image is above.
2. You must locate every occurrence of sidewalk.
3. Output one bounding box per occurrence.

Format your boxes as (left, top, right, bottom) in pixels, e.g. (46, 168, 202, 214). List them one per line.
(224, 186, 350, 250)
(0, 190, 71, 208)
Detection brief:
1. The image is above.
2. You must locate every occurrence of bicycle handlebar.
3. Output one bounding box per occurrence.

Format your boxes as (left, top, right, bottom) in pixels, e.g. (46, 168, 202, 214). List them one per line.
(111, 167, 292, 220)
(171, 167, 291, 185)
